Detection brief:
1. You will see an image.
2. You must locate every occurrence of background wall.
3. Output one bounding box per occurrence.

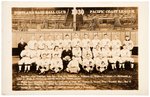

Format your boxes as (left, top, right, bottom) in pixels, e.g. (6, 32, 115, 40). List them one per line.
(12, 31, 138, 48)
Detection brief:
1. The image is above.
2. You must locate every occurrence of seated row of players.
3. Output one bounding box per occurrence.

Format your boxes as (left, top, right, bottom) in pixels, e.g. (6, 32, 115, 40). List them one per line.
(18, 33, 134, 74)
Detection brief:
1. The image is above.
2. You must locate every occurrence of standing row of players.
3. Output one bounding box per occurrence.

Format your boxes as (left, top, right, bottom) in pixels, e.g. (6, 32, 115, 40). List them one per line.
(18, 33, 134, 74)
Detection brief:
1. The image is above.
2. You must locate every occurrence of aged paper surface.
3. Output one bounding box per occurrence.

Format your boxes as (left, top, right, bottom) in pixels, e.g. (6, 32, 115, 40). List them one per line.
(2, 1, 149, 95)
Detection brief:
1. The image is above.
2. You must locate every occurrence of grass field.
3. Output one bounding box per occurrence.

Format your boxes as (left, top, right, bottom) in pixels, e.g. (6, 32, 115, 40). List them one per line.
(12, 56, 138, 90)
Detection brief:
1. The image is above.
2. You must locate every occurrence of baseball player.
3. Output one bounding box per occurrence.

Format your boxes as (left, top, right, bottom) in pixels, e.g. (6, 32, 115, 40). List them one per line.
(27, 36, 37, 50)
(120, 45, 134, 69)
(52, 46, 62, 58)
(18, 46, 31, 72)
(30, 44, 41, 69)
(94, 56, 108, 73)
(50, 53, 63, 73)
(111, 35, 122, 50)
(71, 33, 81, 48)
(66, 56, 80, 73)
(36, 52, 51, 74)
(82, 53, 95, 73)
(82, 46, 93, 59)
(123, 35, 134, 51)
(101, 45, 111, 59)
(101, 34, 111, 48)
(109, 48, 121, 70)
(18, 37, 27, 59)
(37, 35, 45, 50)
(40, 45, 52, 60)
(91, 34, 101, 49)
(92, 45, 102, 59)
(81, 34, 91, 48)
(45, 35, 54, 51)
(63, 34, 72, 48)
(72, 45, 82, 64)
(54, 35, 63, 50)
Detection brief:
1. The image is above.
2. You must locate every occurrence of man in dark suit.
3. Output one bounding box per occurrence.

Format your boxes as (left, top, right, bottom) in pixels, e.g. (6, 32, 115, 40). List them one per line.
(61, 46, 72, 71)
(18, 38, 27, 59)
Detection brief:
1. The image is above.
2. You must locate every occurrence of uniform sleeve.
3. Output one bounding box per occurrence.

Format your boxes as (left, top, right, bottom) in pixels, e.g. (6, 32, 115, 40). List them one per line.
(127, 50, 132, 57)
(130, 40, 134, 49)
(27, 41, 31, 48)
(81, 40, 84, 47)
(118, 40, 122, 47)
(107, 39, 111, 47)
(67, 61, 72, 68)
(123, 40, 126, 46)
(78, 49, 82, 57)
(59, 59, 63, 68)
(20, 50, 25, 57)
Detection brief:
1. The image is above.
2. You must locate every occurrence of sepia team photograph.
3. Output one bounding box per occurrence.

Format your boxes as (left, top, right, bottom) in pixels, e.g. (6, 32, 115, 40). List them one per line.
(12, 7, 138, 90)
(1, 1, 149, 95)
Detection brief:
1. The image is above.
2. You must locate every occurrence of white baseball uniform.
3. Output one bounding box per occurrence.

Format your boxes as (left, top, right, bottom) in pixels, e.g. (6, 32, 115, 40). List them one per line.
(66, 59, 80, 73)
(37, 40, 45, 50)
(54, 39, 63, 49)
(71, 38, 81, 47)
(41, 49, 52, 59)
(36, 58, 51, 71)
(27, 40, 37, 50)
(81, 39, 91, 48)
(72, 47, 81, 57)
(30, 50, 41, 64)
(82, 48, 93, 59)
(94, 57, 108, 72)
(92, 48, 102, 58)
(82, 58, 95, 72)
(18, 49, 31, 65)
(50, 58, 63, 73)
(92, 39, 101, 48)
(120, 49, 134, 63)
(45, 40, 54, 50)
(72, 47, 82, 64)
(52, 50, 62, 58)
(123, 40, 134, 50)
(111, 39, 122, 49)
(101, 48, 111, 58)
(101, 38, 111, 48)
(63, 39, 72, 48)
(109, 49, 121, 63)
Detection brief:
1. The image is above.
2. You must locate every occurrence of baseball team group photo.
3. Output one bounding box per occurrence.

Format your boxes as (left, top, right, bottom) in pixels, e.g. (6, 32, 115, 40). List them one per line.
(12, 7, 138, 90)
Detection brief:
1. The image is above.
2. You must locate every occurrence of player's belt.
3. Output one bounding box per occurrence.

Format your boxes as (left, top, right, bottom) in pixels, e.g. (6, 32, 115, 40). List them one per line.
(48, 48, 53, 50)
(30, 48, 35, 50)
(38, 48, 44, 50)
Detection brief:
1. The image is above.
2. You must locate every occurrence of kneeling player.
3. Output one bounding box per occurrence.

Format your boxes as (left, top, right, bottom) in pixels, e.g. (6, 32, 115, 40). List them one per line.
(66, 56, 80, 73)
(109, 48, 121, 70)
(36, 53, 51, 74)
(94, 56, 108, 73)
(50, 53, 63, 73)
(30, 44, 41, 71)
(120, 45, 134, 70)
(72, 45, 82, 64)
(18, 46, 31, 72)
(82, 46, 92, 59)
(82, 53, 95, 73)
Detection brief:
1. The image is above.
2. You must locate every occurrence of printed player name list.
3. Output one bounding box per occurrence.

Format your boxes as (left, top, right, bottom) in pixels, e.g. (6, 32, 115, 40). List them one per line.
(13, 74, 132, 90)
